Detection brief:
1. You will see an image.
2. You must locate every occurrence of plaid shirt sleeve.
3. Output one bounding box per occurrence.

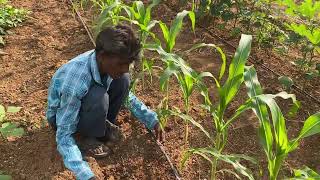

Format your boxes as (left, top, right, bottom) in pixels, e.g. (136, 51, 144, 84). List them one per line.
(126, 91, 159, 130)
(55, 92, 94, 180)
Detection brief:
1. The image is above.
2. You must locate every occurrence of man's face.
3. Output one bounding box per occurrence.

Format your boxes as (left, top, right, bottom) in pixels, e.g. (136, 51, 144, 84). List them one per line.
(97, 53, 131, 79)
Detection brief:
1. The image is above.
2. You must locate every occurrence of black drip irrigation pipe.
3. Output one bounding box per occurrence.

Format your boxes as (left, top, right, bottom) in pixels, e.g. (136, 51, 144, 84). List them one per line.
(66, 0, 182, 179)
(199, 26, 320, 105)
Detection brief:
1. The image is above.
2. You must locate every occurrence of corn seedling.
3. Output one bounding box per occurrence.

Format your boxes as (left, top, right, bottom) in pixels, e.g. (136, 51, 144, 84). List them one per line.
(121, 0, 160, 88)
(90, 0, 125, 36)
(141, 10, 195, 130)
(144, 43, 194, 132)
(243, 65, 320, 180)
(177, 34, 254, 180)
(159, 10, 195, 53)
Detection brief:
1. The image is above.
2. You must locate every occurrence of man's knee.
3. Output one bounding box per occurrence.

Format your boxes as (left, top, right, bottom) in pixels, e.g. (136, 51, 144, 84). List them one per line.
(81, 85, 109, 113)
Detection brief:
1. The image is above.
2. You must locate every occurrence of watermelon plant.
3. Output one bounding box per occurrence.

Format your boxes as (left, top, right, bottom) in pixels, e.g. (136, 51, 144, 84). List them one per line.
(0, 104, 24, 139)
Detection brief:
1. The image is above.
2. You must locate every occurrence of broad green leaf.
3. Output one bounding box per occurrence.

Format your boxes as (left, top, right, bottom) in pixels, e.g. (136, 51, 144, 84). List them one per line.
(6, 106, 21, 113)
(168, 10, 193, 52)
(197, 148, 256, 180)
(255, 94, 289, 154)
(292, 166, 320, 179)
(181, 148, 213, 168)
(244, 65, 273, 157)
(188, 11, 196, 31)
(159, 21, 170, 43)
(0, 105, 5, 122)
(186, 43, 226, 80)
(278, 76, 293, 90)
(288, 112, 320, 152)
(144, 0, 161, 26)
(0, 175, 12, 180)
(93, 1, 121, 34)
(132, 1, 145, 22)
(220, 34, 252, 110)
(0, 122, 24, 138)
(222, 100, 254, 130)
(170, 110, 213, 141)
(159, 62, 179, 91)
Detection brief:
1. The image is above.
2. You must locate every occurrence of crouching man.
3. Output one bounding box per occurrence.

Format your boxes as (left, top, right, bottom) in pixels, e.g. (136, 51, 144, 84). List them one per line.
(46, 25, 163, 180)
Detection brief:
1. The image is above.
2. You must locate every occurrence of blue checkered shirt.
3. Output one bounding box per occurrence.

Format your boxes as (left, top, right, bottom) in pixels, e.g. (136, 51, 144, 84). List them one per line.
(46, 50, 158, 180)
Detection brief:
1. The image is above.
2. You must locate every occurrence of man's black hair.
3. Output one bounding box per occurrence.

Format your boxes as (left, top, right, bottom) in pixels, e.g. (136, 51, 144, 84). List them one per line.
(95, 25, 142, 62)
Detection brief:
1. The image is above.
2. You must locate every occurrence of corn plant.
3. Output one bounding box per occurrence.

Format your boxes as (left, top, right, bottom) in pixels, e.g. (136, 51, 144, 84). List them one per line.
(159, 10, 195, 53)
(243, 65, 320, 180)
(90, 0, 124, 36)
(142, 10, 195, 132)
(144, 43, 195, 131)
(176, 34, 254, 180)
(120, 0, 161, 87)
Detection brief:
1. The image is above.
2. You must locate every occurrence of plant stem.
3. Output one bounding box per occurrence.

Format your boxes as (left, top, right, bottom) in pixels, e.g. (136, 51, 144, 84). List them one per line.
(184, 100, 190, 145)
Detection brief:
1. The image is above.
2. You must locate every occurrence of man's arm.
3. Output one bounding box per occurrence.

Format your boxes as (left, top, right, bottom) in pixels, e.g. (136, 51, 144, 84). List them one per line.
(55, 93, 94, 180)
(125, 91, 158, 130)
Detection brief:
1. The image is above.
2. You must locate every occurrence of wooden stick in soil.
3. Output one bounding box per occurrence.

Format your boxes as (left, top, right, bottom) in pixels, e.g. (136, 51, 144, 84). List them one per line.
(67, 0, 96, 47)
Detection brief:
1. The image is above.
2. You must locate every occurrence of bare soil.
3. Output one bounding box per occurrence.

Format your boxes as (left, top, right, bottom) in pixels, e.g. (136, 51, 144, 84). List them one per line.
(0, 0, 319, 180)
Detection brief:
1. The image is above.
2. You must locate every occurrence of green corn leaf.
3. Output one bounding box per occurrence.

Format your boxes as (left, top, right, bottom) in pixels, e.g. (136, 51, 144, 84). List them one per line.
(144, 0, 161, 26)
(288, 112, 320, 153)
(196, 148, 256, 180)
(146, 20, 158, 31)
(0, 122, 24, 138)
(222, 100, 254, 130)
(244, 65, 273, 158)
(168, 10, 194, 52)
(188, 11, 196, 31)
(93, 1, 121, 34)
(159, 21, 170, 43)
(132, 1, 145, 21)
(6, 106, 21, 113)
(0, 105, 5, 122)
(186, 43, 226, 80)
(254, 94, 289, 155)
(181, 148, 213, 169)
(159, 62, 179, 91)
(170, 110, 213, 141)
(220, 34, 252, 111)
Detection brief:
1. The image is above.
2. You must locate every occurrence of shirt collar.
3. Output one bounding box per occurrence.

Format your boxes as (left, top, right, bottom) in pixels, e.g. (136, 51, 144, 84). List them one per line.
(90, 50, 103, 86)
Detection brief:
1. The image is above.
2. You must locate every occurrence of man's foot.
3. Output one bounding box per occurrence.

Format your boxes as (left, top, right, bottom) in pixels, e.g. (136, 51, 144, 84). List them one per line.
(79, 137, 111, 158)
(97, 120, 123, 144)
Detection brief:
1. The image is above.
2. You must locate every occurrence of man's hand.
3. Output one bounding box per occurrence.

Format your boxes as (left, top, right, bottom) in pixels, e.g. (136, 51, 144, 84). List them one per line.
(154, 123, 164, 142)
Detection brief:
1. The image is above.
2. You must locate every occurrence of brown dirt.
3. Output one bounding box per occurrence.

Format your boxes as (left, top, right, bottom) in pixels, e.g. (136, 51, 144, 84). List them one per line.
(0, 0, 319, 180)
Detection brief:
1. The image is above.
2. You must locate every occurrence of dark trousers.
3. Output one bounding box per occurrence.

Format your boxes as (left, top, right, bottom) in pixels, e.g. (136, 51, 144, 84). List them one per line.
(51, 73, 130, 138)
